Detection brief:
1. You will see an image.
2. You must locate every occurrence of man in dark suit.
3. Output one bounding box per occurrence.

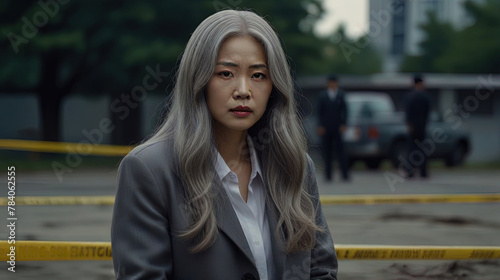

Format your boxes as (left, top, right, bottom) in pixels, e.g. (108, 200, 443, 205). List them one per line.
(405, 75, 431, 178)
(316, 75, 349, 181)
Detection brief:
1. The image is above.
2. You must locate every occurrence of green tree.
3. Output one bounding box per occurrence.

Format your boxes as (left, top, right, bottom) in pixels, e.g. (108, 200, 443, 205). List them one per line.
(436, 0, 500, 73)
(0, 0, 327, 143)
(0, 1, 192, 143)
(315, 25, 382, 75)
(400, 11, 455, 73)
(401, 0, 500, 73)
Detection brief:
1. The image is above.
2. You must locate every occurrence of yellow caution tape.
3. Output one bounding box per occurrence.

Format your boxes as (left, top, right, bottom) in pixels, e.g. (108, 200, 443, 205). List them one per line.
(0, 196, 115, 206)
(0, 241, 112, 261)
(0, 139, 133, 156)
(320, 193, 500, 205)
(335, 244, 500, 260)
(1, 241, 499, 261)
(1, 194, 499, 206)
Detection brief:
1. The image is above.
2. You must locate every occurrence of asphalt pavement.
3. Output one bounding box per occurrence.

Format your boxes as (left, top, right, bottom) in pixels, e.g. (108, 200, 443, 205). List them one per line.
(1, 162, 499, 279)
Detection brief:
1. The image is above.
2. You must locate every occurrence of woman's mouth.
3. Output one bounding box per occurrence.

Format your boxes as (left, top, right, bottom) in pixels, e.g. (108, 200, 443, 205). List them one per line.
(230, 106, 252, 117)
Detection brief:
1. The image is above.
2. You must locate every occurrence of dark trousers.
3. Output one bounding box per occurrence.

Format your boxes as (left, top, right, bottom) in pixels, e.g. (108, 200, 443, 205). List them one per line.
(321, 132, 349, 180)
(406, 132, 428, 177)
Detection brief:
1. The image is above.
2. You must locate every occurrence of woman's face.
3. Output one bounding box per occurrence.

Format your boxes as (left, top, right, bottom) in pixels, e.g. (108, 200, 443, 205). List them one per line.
(206, 35, 272, 136)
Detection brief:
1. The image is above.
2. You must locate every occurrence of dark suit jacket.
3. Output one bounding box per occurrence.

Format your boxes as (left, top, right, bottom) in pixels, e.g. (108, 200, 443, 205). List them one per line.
(405, 90, 431, 137)
(111, 140, 338, 279)
(317, 89, 348, 133)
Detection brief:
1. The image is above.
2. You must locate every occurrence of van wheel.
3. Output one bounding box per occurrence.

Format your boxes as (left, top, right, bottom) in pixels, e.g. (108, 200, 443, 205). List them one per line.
(365, 159, 381, 170)
(445, 142, 467, 167)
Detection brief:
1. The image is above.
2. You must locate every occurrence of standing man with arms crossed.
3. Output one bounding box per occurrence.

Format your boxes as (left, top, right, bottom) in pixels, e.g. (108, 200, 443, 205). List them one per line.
(316, 75, 349, 182)
(405, 75, 431, 178)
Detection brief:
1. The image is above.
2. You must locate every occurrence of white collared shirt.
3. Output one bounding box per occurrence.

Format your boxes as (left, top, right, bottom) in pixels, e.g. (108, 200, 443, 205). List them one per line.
(215, 137, 274, 280)
(327, 88, 337, 100)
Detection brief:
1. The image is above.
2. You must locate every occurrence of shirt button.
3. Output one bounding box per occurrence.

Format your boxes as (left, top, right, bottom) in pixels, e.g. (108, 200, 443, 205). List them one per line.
(254, 240, 261, 245)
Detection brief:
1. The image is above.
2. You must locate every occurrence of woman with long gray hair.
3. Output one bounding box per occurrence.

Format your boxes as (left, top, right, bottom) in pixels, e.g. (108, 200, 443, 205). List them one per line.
(111, 9, 337, 280)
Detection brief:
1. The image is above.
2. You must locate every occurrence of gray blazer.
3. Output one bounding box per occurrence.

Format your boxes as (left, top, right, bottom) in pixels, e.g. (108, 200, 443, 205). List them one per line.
(111, 140, 338, 280)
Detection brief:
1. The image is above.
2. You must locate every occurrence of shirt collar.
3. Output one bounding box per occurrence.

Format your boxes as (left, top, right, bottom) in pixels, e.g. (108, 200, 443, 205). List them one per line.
(247, 136, 262, 180)
(215, 136, 262, 181)
(328, 88, 337, 99)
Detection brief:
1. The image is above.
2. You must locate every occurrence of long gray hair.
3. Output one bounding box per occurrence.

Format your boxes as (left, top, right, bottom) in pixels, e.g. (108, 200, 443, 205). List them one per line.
(142, 10, 321, 253)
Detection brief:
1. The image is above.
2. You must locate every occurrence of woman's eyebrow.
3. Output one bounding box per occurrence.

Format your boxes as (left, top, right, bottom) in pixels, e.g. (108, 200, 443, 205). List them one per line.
(250, 63, 268, 69)
(216, 61, 268, 69)
(216, 61, 238, 67)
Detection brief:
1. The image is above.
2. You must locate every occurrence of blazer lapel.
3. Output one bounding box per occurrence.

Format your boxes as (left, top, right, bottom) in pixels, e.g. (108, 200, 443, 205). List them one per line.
(258, 150, 287, 278)
(213, 178, 256, 267)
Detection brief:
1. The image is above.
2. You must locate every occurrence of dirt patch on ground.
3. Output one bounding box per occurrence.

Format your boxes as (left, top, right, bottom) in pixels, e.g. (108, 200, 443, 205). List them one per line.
(380, 213, 500, 229)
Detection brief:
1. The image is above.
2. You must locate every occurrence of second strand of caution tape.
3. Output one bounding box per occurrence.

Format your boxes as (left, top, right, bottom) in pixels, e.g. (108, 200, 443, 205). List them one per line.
(1, 193, 499, 206)
(1, 241, 500, 261)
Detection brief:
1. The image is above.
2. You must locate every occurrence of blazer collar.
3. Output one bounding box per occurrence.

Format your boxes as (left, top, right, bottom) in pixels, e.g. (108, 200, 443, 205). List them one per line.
(213, 177, 256, 266)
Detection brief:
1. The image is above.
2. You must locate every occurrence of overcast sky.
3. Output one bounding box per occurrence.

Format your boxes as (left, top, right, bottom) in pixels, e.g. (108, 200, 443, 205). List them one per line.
(315, 0, 369, 38)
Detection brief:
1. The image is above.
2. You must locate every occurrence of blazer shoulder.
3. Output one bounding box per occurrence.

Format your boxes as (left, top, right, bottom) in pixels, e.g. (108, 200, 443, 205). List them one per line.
(117, 139, 179, 211)
(127, 139, 171, 160)
(122, 139, 176, 176)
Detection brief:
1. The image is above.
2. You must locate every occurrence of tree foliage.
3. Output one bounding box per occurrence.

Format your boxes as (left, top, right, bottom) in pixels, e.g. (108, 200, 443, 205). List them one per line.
(436, 0, 500, 73)
(0, 0, 328, 143)
(400, 11, 455, 73)
(318, 25, 382, 75)
(401, 0, 500, 73)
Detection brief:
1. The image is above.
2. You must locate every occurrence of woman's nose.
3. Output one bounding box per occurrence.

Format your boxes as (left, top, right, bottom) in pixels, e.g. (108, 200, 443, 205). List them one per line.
(233, 78, 250, 99)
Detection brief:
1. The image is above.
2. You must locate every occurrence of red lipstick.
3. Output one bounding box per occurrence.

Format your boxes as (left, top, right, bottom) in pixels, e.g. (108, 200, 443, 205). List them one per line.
(230, 106, 252, 117)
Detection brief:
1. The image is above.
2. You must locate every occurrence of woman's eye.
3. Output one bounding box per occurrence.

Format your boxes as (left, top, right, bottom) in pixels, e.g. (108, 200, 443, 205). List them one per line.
(219, 71, 233, 77)
(252, 73, 266, 79)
